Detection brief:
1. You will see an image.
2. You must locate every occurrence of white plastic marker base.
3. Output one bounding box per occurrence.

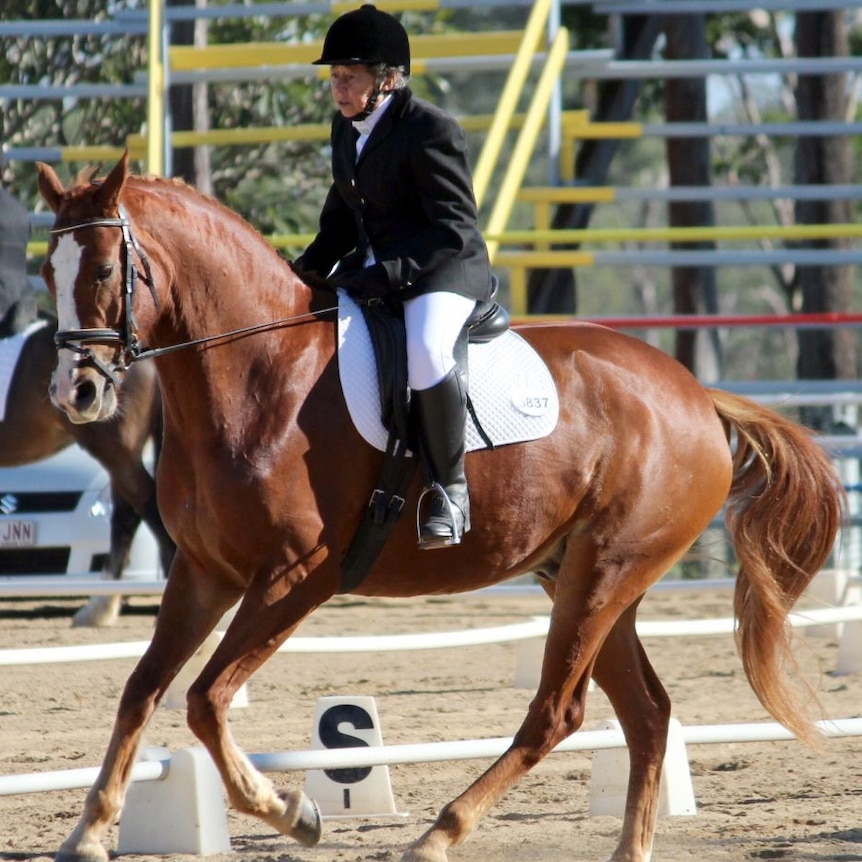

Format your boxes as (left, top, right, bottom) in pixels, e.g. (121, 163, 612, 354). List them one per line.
(589, 718, 696, 818)
(163, 603, 249, 709)
(304, 695, 405, 818)
(118, 746, 231, 854)
(514, 635, 544, 689)
(515, 632, 595, 693)
(803, 568, 850, 638)
(837, 579, 862, 674)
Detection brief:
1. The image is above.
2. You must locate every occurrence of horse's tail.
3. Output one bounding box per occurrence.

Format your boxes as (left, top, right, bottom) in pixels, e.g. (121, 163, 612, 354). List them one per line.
(708, 388, 845, 746)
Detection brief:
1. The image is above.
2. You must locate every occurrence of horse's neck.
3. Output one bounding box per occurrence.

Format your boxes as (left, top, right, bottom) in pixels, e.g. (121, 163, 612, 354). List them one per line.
(134, 186, 293, 329)
(130, 186, 324, 445)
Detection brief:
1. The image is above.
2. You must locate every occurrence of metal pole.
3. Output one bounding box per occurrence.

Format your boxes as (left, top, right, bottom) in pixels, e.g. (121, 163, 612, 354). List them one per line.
(547, 0, 562, 185)
(147, 0, 165, 175)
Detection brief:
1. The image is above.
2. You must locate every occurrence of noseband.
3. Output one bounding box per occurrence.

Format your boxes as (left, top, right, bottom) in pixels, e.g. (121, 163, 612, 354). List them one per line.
(49, 205, 154, 385)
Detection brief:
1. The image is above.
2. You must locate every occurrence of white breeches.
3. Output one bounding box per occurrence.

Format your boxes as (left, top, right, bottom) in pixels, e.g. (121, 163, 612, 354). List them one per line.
(403, 291, 475, 391)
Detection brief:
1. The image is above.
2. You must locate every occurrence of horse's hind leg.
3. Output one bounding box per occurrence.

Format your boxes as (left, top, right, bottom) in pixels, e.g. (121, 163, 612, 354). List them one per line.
(592, 601, 671, 862)
(55, 555, 241, 862)
(401, 554, 639, 862)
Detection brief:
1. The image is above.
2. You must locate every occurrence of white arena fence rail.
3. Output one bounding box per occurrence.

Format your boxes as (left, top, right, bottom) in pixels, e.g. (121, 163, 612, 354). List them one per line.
(3, 588, 861, 843)
(3, 717, 862, 798)
(1, 603, 861, 667)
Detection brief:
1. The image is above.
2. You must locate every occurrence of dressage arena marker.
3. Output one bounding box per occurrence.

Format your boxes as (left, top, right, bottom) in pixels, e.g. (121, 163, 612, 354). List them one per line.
(589, 718, 696, 818)
(162, 602, 249, 709)
(118, 695, 402, 855)
(303, 695, 403, 817)
(4, 720, 862, 855)
(118, 746, 231, 855)
(837, 575, 862, 674)
(94, 718, 862, 856)
(803, 568, 851, 638)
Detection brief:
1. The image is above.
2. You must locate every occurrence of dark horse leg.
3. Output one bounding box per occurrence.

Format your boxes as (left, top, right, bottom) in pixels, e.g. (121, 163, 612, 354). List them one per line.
(71, 361, 176, 626)
(0, 321, 175, 625)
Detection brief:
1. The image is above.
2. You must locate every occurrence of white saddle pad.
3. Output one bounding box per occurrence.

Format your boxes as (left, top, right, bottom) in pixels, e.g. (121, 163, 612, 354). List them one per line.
(336, 291, 559, 452)
(0, 319, 49, 421)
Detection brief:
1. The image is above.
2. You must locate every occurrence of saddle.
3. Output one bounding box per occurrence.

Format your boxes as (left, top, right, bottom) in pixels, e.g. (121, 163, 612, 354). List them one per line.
(362, 282, 510, 444)
(340, 284, 509, 593)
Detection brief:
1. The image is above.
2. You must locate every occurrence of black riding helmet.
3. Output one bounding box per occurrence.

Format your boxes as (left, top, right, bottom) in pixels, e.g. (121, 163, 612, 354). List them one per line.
(313, 4, 411, 74)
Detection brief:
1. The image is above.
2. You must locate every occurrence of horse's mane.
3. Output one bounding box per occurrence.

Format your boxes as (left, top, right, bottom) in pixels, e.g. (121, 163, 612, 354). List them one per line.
(126, 174, 287, 266)
(72, 165, 289, 270)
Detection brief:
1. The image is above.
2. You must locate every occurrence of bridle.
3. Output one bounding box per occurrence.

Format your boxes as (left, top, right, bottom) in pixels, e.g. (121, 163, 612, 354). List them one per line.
(49, 205, 154, 386)
(49, 205, 337, 387)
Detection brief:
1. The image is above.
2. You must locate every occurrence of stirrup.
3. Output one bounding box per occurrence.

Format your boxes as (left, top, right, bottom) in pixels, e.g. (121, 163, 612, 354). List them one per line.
(416, 482, 465, 549)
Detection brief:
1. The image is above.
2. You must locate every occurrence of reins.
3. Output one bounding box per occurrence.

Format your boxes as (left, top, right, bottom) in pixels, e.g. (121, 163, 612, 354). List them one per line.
(130, 308, 339, 363)
(49, 208, 337, 378)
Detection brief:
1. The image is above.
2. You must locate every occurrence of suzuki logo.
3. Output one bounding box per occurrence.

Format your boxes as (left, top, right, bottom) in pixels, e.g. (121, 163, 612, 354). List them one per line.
(0, 494, 19, 515)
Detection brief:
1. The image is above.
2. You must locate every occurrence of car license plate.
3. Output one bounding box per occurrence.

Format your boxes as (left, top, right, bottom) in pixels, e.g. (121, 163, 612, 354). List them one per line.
(0, 520, 36, 547)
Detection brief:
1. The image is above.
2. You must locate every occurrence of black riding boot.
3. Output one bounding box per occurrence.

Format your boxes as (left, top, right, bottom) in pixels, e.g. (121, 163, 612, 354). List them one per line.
(414, 368, 471, 549)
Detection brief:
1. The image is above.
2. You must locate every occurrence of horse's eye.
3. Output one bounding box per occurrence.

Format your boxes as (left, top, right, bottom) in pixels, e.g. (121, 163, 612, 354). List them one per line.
(96, 264, 114, 282)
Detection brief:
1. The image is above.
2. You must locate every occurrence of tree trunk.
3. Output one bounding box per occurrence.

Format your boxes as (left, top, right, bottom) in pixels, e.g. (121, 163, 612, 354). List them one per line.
(794, 10, 854, 429)
(168, 0, 211, 192)
(663, 13, 721, 379)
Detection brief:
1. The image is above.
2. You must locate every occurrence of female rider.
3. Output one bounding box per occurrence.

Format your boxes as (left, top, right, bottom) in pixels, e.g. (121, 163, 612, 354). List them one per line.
(293, 4, 494, 549)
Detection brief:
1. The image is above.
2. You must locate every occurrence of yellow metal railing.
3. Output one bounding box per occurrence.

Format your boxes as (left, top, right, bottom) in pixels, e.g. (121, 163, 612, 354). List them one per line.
(558, 111, 641, 181)
(29, 221, 862, 270)
(146, 0, 165, 175)
(37, 111, 638, 171)
(169, 31, 525, 73)
(485, 223, 862, 245)
(483, 26, 570, 292)
(472, 0, 555, 210)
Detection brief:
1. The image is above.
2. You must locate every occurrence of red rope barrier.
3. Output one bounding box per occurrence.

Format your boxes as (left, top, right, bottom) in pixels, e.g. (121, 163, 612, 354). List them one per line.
(517, 312, 862, 330)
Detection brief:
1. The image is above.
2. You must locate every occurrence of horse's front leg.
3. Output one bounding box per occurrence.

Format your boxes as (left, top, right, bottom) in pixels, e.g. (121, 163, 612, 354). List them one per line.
(55, 555, 241, 862)
(183, 560, 335, 847)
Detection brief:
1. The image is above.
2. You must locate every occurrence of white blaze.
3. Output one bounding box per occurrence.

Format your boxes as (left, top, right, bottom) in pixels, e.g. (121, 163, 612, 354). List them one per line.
(50, 233, 84, 331)
(48, 233, 85, 398)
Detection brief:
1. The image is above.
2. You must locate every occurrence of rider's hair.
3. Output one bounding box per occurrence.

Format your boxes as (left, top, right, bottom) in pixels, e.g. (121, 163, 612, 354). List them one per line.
(371, 62, 409, 92)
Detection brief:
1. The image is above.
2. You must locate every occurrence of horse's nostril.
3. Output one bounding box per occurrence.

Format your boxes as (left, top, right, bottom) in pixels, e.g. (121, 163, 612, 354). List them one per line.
(74, 378, 98, 411)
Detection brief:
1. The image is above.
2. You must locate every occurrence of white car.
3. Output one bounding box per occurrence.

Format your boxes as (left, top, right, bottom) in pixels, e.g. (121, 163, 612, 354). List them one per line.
(0, 445, 161, 580)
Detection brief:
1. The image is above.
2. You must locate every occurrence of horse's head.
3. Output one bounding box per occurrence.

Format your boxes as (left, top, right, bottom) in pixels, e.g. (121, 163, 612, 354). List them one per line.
(38, 152, 139, 423)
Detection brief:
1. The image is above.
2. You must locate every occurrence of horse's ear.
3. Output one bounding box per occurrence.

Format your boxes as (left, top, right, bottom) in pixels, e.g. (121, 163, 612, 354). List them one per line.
(36, 162, 66, 213)
(95, 150, 130, 211)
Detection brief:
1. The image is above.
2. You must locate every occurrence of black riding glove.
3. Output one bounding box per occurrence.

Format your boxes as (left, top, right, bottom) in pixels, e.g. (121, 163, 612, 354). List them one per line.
(330, 263, 391, 300)
(288, 259, 331, 291)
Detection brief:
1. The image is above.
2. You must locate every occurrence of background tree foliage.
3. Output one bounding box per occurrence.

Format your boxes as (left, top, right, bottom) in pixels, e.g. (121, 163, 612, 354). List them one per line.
(2, 2, 860, 384)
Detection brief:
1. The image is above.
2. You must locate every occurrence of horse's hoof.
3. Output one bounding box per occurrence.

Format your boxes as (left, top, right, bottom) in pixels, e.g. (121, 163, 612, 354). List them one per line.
(54, 844, 109, 862)
(292, 793, 322, 847)
(72, 595, 121, 628)
(276, 790, 322, 847)
(400, 840, 449, 862)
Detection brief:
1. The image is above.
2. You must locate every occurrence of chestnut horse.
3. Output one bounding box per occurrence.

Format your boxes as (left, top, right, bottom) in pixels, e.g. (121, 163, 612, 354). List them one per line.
(37, 153, 842, 862)
(0, 313, 174, 625)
